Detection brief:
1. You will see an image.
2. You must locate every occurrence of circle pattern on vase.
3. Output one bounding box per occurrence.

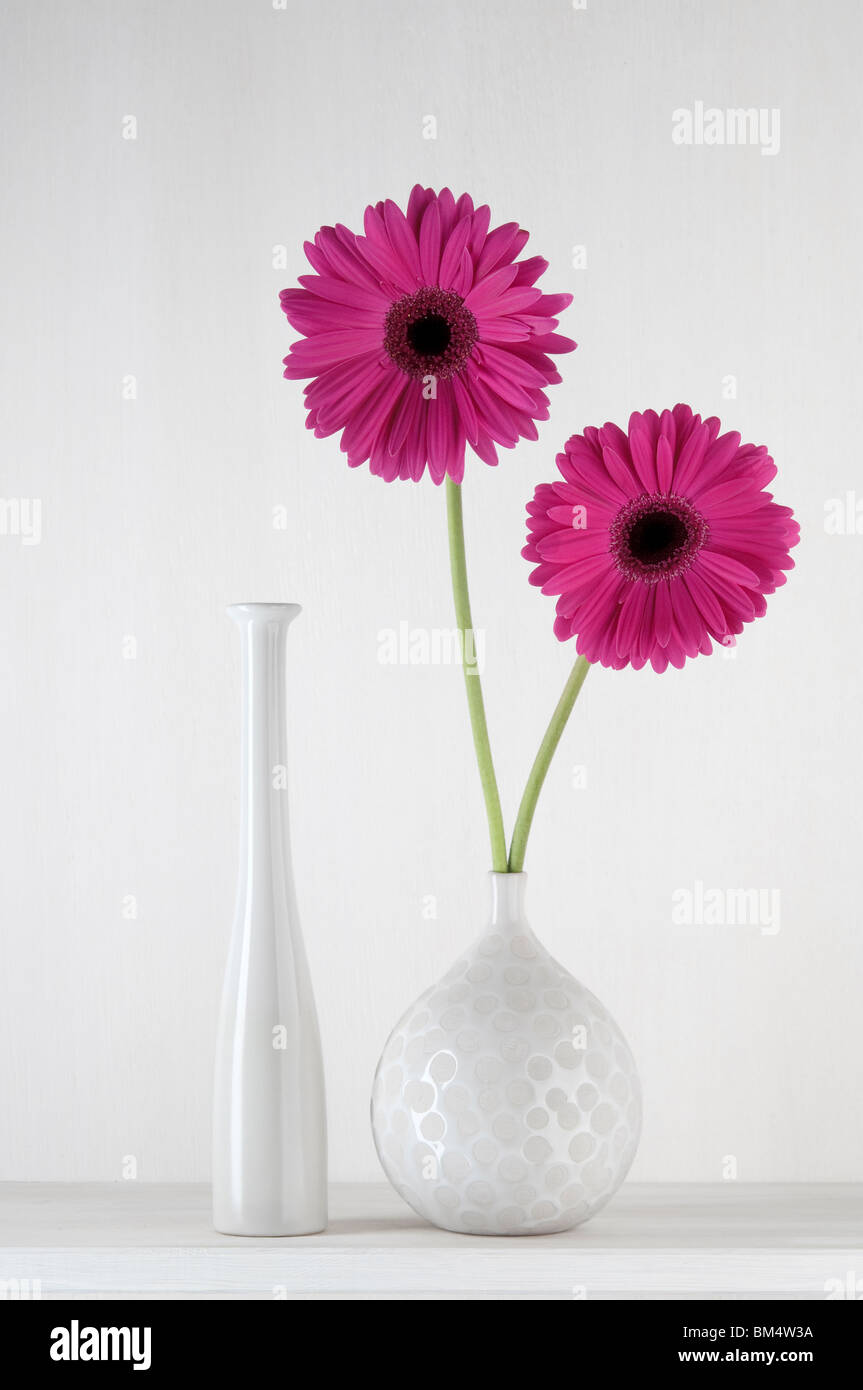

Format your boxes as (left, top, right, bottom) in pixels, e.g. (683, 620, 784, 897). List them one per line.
(371, 928, 641, 1235)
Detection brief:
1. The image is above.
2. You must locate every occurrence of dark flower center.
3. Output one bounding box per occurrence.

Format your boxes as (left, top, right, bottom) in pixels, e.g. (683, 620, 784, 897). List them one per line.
(627, 511, 689, 565)
(384, 287, 477, 381)
(406, 313, 451, 357)
(610, 493, 708, 583)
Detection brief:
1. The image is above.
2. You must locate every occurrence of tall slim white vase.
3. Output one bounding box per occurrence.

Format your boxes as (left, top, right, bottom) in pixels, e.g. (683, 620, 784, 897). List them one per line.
(213, 602, 327, 1236)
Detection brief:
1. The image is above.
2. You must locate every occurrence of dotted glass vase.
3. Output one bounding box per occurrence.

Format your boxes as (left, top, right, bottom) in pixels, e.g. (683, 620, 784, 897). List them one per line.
(371, 873, 641, 1235)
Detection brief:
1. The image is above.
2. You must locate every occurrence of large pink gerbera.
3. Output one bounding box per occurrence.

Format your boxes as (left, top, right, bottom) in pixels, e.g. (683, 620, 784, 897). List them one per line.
(524, 405, 799, 672)
(279, 186, 575, 483)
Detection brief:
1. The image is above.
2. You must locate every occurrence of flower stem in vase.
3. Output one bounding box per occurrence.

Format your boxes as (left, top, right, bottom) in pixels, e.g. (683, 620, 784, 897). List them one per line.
(508, 653, 591, 872)
(444, 477, 508, 872)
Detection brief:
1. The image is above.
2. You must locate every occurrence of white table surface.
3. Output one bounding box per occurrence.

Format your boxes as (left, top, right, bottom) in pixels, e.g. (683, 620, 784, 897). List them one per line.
(1, 1182, 860, 1300)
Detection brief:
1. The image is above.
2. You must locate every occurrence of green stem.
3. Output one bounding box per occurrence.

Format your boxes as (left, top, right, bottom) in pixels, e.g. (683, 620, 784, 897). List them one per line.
(508, 654, 591, 872)
(445, 477, 508, 872)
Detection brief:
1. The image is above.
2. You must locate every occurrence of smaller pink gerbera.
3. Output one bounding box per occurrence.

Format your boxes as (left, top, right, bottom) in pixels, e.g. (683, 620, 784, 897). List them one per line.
(524, 405, 799, 672)
(279, 185, 575, 484)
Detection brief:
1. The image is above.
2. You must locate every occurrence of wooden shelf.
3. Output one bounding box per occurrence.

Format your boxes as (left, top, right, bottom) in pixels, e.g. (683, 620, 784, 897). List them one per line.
(1, 1182, 860, 1300)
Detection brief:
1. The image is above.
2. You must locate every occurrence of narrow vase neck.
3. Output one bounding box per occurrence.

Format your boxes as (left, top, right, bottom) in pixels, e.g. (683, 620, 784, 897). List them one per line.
(229, 604, 300, 898)
(488, 872, 528, 931)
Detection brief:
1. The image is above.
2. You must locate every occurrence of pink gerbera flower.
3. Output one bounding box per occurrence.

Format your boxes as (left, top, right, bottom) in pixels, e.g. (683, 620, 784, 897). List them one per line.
(279, 186, 575, 483)
(524, 405, 799, 672)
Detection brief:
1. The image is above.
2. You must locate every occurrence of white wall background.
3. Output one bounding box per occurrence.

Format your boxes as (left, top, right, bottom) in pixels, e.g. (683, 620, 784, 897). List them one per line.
(1, 0, 860, 1185)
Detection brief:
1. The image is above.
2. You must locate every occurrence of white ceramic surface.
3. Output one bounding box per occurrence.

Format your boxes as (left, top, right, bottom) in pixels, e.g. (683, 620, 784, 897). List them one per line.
(371, 873, 641, 1235)
(212, 603, 327, 1236)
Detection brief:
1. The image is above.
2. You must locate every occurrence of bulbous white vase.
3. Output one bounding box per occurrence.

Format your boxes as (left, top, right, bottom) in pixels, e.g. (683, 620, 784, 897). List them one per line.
(213, 603, 327, 1236)
(371, 873, 640, 1235)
